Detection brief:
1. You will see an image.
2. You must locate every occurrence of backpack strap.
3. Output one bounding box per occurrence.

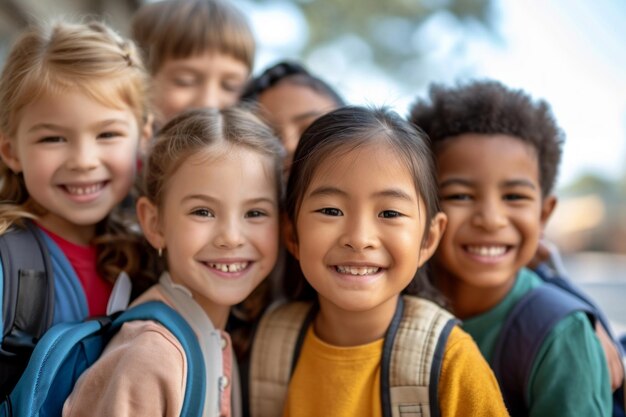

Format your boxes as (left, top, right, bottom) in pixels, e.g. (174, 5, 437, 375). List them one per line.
(3, 301, 205, 417)
(249, 301, 315, 417)
(491, 283, 596, 416)
(383, 295, 457, 417)
(0, 222, 54, 396)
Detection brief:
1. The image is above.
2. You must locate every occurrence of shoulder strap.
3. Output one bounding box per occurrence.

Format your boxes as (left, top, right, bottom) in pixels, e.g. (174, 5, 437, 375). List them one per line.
(3, 301, 204, 417)
(383, 295, 457, 417)
(0, 221, 54, 396)
(491, 283, 596, 416)
(249, 301, 315, 417)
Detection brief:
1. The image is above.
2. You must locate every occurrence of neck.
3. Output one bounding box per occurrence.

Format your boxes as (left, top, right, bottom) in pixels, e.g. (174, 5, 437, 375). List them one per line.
(195, 297, 230, 329)
(434, 266, 515, 319)
(37, 214, 96, 246)
(314, 295, 399, 346)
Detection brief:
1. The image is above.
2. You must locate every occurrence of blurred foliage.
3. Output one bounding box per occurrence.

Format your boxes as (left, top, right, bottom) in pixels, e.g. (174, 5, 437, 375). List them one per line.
(249, 0, 495, 82)
(563, 172, 615, 195)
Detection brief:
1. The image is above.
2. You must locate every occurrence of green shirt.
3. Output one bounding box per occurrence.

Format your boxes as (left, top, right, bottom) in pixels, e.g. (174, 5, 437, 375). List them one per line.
(463, 268, 611, 417)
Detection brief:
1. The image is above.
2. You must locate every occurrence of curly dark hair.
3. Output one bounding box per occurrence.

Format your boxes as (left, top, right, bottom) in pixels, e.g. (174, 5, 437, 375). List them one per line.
(409, 80, 564, 196)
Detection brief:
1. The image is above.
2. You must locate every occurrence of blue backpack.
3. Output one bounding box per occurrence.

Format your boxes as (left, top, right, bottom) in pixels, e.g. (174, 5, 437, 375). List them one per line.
(0, 301, 205, 417)
(492, 262, 626, 417)
(1, 220, 95, 398)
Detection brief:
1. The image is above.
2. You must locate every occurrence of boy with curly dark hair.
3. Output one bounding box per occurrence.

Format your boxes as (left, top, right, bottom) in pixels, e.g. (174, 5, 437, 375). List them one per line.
(410, 80, 615, 417)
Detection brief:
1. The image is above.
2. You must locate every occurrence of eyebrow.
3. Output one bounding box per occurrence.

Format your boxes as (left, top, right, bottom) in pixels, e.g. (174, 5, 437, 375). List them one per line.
(439, 177, 537, 190)
(182, 194, 276, 206)
(373, 188, 415, 202)
(292, 110, 324, 123)
(308, 186, 415, 201)
(27, 119, 130, 133)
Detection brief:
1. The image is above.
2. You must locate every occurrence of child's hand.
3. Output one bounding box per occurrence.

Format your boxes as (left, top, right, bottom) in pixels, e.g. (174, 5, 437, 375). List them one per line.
(595, 321, 624, 391)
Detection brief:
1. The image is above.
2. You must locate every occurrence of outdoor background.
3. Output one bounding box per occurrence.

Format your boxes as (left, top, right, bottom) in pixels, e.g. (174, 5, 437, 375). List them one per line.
(1, 0, 625, 267)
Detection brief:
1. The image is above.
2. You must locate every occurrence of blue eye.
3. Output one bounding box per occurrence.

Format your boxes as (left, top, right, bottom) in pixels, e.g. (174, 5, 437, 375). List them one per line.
(316, 207, 343, 216)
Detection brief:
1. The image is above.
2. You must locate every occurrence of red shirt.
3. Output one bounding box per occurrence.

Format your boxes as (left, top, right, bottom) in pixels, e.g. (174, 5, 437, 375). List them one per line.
(39, 225, 113, 316)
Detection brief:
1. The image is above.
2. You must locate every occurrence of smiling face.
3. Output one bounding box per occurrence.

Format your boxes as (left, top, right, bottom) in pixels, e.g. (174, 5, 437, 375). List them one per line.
(0, 88, 144, 244)
(292, 141, 442, 319)
(152, 51, 249, 124)
(435, 133, 555, 313)
(138, 145, 279, 323)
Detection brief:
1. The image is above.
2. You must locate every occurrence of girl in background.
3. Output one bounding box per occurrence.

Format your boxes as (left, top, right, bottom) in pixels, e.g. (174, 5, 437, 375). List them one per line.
(241, 60, 344, 174)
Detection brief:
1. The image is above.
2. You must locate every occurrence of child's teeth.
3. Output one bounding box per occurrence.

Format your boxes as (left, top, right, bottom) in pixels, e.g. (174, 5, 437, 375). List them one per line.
(209, 262, 249, 272)
(336, 266, 380, 275)
(66, 183, 103, 195)
(466, 245, 507, 257)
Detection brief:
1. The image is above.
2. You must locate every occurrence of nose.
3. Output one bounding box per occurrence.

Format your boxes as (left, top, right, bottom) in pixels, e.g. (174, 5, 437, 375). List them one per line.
(214, 217, 246, 249)
(281, 127, 300, 159)
(196, 82, 221, 110)
(339, 214, 379, 252)
(471, 198, 508, 231)
(67, 139, 98, 171)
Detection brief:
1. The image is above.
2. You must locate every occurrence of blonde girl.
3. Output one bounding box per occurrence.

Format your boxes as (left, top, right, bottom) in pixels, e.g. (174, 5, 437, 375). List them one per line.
(0, 21, 153, 326)
(63, 107, 283, 417)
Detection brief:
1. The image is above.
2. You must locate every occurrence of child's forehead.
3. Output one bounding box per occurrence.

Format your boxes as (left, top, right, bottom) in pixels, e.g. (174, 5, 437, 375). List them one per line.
(310, 141, 414, 185)
(159, 49, 249, 72)
(436, 133, 542, 184)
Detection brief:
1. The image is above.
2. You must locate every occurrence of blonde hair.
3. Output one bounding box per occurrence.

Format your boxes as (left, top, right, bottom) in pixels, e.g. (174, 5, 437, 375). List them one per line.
(0, 19, 155, 291)
(131, 0, 255, 75)
(143, 107, 283, 358)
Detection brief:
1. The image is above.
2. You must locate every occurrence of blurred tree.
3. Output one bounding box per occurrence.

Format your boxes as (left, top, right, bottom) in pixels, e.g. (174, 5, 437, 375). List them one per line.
(249, 0, 495, 86)
(563, 172, 614, 196)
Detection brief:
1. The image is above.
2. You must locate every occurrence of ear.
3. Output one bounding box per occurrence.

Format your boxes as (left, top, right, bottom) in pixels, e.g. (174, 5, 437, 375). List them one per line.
(0, 133, 22, 173)
(138, 114, 154, 157)
(281, 213, 299, 260)
(540, 195, 557, 229)
(418, 212, 447, 267)
(136, 196, 165, 251)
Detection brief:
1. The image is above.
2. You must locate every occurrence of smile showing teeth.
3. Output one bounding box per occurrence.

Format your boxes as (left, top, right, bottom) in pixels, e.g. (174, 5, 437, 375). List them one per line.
(208, 262, 249, 273)
(466, 245, 507, 257)
(64, 183, 104, 196)
(335, 265, 380, 276)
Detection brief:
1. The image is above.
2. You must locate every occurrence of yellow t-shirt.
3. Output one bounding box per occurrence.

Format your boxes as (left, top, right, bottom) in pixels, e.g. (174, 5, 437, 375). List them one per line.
(283, 326, 383, 417)
(283, 325, 509, 417)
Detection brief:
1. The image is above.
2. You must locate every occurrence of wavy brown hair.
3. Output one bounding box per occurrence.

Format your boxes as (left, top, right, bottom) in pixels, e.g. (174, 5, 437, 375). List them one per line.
(0, 19, 157, 294)
(142, 107, 284, 358)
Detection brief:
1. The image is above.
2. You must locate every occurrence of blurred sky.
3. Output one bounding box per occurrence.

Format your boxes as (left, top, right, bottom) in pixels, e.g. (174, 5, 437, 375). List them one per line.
(241, 0, 626, 189)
